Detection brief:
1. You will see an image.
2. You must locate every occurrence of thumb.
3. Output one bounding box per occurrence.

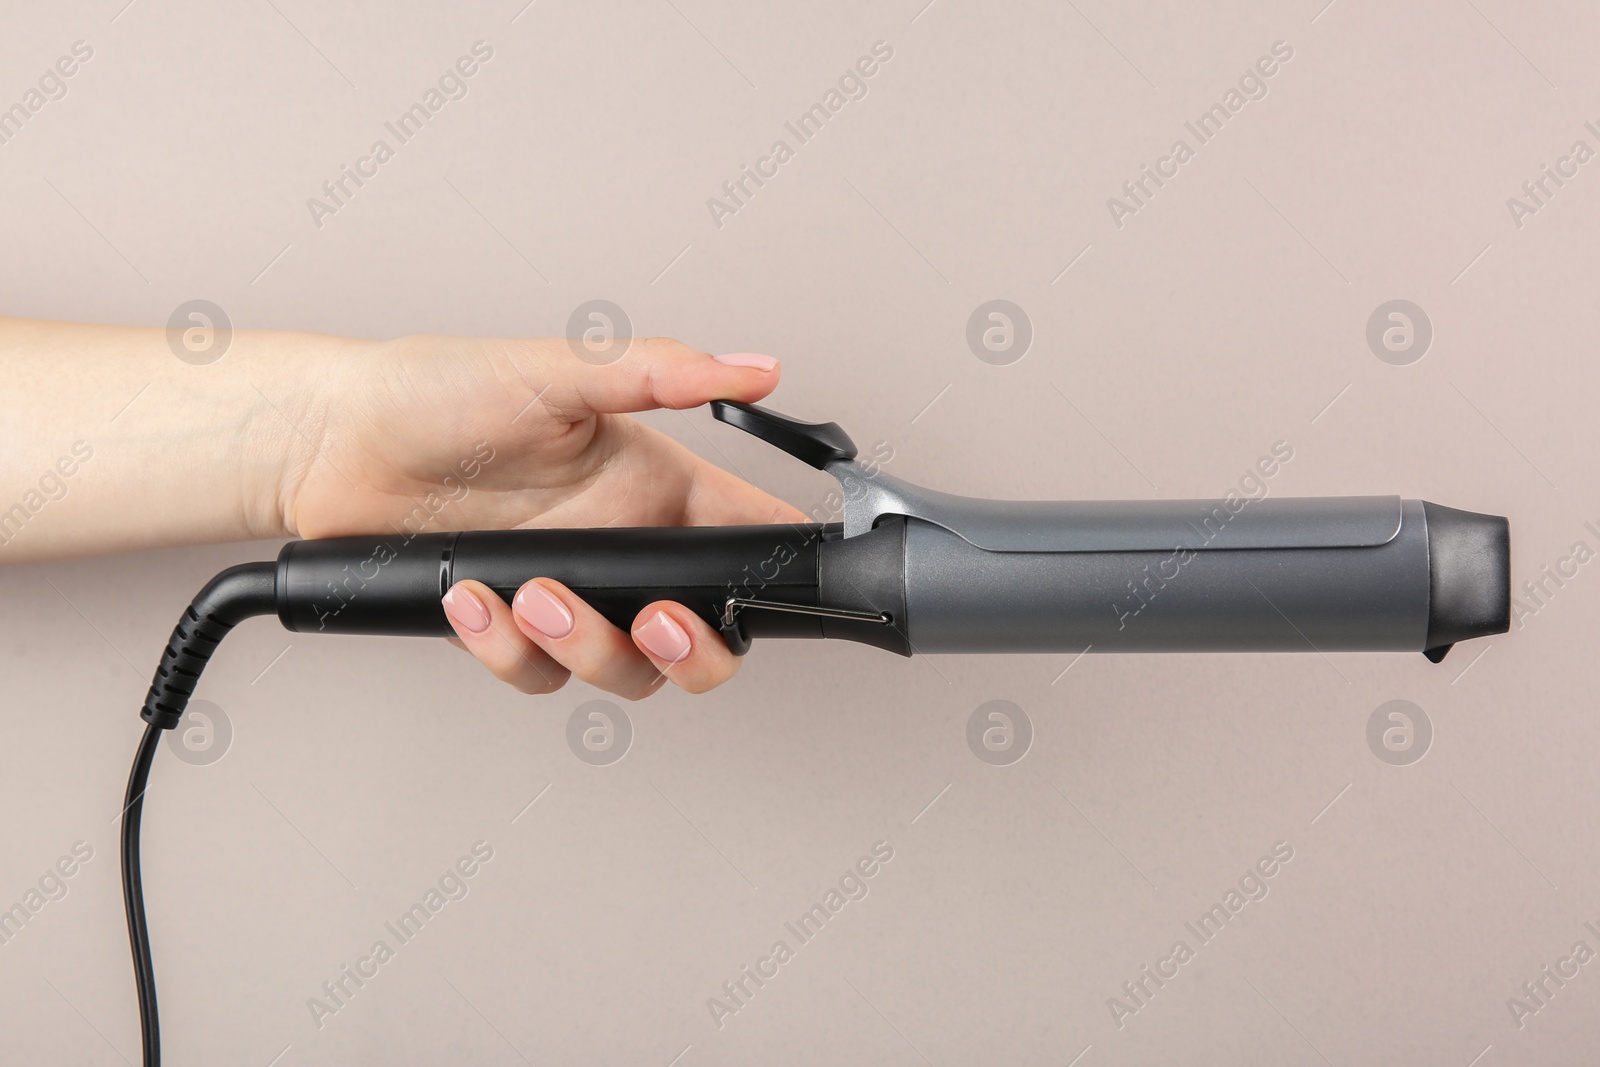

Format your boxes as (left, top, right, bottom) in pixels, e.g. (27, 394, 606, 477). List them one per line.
(533, 337, 782, 420)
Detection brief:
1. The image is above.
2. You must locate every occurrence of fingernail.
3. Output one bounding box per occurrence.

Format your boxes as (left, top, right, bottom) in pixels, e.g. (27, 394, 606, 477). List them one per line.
(442, 586, 491, 634)
(514, 582, 574, 639)
(634, 610, 691, 664)
(713, 352, 778, 371)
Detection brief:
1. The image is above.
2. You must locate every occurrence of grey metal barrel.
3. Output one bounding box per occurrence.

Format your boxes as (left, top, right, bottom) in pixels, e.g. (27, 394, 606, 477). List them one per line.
(896, 496, 1508, 660)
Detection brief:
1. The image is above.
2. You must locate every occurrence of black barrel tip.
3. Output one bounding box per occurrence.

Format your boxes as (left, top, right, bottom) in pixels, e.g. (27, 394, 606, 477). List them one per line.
(1421, 502, 1510, 662)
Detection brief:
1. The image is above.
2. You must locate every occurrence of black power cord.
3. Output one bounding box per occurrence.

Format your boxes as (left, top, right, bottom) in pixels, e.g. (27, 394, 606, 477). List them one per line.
(122, 722, 163, 1065)
(121, 562, 277, 1067)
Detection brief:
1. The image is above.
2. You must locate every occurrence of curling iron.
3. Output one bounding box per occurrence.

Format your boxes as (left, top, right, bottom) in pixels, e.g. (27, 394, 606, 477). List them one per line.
(121, 399, 1511, 1064)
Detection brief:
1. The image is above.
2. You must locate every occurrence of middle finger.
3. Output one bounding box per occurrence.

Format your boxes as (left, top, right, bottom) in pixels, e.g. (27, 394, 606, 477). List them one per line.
(509, 578, 667, 700)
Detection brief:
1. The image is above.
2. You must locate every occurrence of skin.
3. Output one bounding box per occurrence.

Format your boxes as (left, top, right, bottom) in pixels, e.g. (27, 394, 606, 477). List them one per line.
(0, 317, 804, 697)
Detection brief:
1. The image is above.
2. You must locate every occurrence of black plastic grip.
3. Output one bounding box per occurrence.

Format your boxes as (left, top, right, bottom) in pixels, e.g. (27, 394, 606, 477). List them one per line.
(1422, 501, 1511, 660)
(142, 562, 278, 729)
(275, 525, 839, 649)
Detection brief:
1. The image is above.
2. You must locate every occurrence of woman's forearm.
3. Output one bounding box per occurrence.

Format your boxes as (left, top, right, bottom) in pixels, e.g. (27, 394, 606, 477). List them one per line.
(0, 317, 341, 562)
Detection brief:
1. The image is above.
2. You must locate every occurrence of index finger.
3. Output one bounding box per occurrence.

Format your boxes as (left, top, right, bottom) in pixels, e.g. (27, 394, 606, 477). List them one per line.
(518, 337, 783, 420)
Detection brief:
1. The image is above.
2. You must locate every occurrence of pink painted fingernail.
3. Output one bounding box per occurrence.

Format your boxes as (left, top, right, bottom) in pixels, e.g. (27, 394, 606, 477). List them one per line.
(442, 586, 491, 634)
(713, 352, 778, 371)
(514, 583, 574, 639)
(634, 610, 691, 664)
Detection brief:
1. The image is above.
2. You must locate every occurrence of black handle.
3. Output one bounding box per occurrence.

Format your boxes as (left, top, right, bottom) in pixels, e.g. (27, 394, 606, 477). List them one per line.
(275, 525, 835, 651)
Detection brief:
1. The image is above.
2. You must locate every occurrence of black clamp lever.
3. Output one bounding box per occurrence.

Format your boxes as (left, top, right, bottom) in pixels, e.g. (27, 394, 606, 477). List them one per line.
(711, 400, 857, 470)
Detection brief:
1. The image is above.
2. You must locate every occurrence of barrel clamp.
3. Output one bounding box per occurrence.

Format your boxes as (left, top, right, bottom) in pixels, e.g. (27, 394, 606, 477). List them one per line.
(712, 400, 1407, 553)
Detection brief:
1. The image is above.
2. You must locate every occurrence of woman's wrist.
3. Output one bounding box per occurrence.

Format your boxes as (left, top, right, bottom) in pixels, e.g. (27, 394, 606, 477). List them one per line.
(148, 324, 362, 546)
(234, 328, 359, 541)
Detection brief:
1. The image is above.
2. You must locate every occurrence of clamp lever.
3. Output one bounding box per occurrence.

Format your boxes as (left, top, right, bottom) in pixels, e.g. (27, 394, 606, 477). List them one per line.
(710, 400, 857, 470)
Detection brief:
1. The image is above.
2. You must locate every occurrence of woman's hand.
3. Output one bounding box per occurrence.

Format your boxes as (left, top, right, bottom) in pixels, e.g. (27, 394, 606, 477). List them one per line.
(280, 334, 805, 699)
(1, 318, 789, 698)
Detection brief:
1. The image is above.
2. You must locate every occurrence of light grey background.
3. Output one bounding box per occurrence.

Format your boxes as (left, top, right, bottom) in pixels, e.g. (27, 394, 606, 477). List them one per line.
(2, 0, 1596, 1064)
